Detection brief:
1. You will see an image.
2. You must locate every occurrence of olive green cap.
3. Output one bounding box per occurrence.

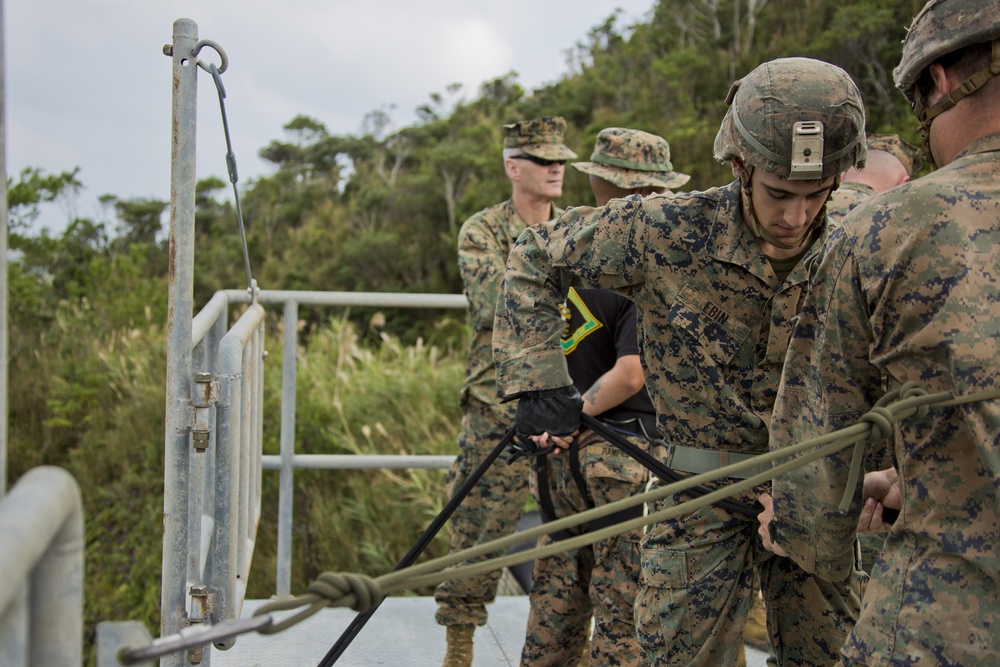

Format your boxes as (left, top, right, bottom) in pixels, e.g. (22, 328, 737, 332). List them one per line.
(571, 127, 691, 189)
(866, 133, 922, 176)
(503, 116, 578, 160)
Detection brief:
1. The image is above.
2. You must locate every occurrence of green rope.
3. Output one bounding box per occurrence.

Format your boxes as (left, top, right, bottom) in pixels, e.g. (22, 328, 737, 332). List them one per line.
(254, 384, 1000, 630)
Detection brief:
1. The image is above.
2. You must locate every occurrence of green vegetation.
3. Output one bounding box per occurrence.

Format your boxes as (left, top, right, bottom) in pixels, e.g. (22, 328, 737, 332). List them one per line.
(5, 1, 925, 661)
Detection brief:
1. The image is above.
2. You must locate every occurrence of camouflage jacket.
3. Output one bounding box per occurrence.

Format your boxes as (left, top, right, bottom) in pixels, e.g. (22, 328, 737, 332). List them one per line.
(825, 181, 876, 221)
(459, 198, 561, 407)
(770, 133, 1000, 664)
(495, 180, 826, 454)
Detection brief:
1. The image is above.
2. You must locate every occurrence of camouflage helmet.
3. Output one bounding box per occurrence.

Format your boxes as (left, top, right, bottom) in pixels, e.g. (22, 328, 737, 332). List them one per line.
(713, 57, 867, 180)
(893, 0, 1000, 107)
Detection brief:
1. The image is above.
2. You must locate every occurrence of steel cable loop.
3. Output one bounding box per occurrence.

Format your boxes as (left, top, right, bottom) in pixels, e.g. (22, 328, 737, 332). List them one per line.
(193, 39, 228, 74)
(253, 385, 1000, 637)
(204, 61, 254, 293)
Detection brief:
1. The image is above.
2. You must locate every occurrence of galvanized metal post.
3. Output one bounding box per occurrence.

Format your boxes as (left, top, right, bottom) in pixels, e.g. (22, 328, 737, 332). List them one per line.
(0, 0, 9, 497)
(276, 300, 298, 597)
(162, 17, 198, 665)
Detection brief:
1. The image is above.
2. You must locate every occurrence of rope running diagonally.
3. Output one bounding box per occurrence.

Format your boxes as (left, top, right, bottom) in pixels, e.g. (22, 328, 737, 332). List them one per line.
(252, 382, 1000, 636)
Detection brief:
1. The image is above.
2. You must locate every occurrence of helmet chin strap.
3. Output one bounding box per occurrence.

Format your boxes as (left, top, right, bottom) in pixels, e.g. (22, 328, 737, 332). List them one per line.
(913, 39, 1000, 170)
(739, 167, 828, 251)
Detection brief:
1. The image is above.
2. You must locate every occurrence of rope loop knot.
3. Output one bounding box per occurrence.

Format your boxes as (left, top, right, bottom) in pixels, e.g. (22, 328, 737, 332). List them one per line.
(309, 572, 382, 612)
(859, 406, 895, 441)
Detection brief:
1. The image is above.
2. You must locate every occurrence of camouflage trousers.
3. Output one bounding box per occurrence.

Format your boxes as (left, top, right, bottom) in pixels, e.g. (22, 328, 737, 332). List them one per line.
(521, 430, 651, 667)
(635, 476, 866, 667)
(434, 398, 529, 627)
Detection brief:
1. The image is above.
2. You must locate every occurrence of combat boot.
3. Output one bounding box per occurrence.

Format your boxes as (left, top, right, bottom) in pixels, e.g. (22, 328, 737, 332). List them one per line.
(578, 636, 591, 667)
(743, 591, 769, 652)
(442, 624, 474, 667)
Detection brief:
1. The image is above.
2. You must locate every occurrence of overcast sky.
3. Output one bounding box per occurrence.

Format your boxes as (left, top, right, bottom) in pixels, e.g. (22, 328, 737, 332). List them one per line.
(5, 0, 656, 233)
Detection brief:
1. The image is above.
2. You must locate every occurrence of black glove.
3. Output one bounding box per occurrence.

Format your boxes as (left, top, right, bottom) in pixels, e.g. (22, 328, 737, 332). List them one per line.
(515, 385, 583, 439)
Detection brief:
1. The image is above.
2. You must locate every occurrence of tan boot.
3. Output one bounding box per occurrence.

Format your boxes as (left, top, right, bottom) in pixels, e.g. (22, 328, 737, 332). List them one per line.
(578, 636, 591, 667)
(442, 624, 474, 667)
(743, 590, 769, 652)
(737, 645, 747, 667)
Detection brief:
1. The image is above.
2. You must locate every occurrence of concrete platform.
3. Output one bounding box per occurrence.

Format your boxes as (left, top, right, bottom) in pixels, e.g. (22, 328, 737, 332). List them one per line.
(211, 596, 772, 666)
(211, 596, 528, 666)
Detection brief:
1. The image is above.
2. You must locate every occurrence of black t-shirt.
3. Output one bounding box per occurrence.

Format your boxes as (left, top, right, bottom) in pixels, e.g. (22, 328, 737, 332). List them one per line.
(561, 287, 655, 422)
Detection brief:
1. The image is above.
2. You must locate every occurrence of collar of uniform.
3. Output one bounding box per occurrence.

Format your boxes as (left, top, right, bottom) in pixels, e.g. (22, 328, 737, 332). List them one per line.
(703, 180, 776, 285)
(951, 131, 1000, 164)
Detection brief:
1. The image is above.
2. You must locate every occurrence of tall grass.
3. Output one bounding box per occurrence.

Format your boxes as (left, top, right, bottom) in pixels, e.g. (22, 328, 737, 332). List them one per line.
(8, 303, 466, 663)
(249, 314, 465, 597)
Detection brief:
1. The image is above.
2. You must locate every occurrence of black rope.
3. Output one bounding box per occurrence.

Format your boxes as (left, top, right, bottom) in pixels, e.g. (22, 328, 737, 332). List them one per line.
(580, 414, 759, 519)
(318, 426, 518, 666)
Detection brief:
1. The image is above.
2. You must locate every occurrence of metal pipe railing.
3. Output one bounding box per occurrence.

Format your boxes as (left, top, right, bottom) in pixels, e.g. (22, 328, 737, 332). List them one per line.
(0, 467, 84, 667)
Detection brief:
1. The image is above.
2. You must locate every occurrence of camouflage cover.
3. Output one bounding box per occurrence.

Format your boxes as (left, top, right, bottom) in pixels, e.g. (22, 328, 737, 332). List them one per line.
(769, 132, 1000, 664)
(893, 0, 1000, 102)
(503, 116, 578, 161)
(571, 127, 691, 190)
(713, 57, 867, 179)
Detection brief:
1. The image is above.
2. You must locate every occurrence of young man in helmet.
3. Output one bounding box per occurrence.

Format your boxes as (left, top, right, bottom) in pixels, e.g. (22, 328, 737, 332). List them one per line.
(759, 1, 1000, 665)
(493, 57, 868, 666)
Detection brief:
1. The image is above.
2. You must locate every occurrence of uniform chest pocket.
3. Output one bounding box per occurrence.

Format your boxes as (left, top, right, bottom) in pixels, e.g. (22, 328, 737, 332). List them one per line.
(667, 285, 751, 366)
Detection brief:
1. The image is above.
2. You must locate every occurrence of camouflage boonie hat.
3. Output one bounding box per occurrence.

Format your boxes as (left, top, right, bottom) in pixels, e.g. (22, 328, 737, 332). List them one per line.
(713, 57, 867, 180)
(571, 128, 691, 190)
(866, 133, 922, 176)
(503, 116, 578, 160)
(893, 0, 1000, 105)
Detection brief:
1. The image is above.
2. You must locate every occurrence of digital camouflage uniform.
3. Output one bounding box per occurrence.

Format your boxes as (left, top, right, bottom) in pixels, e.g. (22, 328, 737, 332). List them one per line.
(825, 133, 921, 574)
(434, 197, 562, 628)
(769, 2, 1000, 664)
(521, 127, 690, 667)
(495, 59, 868, 667)
(435, 117, 576, 630)
(825, 182, 876, 221)
(521, 288, 655, 667)
(769, 131, 1000, 666)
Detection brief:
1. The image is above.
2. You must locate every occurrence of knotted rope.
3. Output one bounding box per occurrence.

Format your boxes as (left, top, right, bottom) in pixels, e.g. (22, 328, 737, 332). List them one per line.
(255, 383, 1000, 631)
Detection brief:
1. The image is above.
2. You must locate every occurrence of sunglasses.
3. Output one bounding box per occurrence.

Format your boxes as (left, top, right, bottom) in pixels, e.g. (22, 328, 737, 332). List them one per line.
(511, 154, 566, 167)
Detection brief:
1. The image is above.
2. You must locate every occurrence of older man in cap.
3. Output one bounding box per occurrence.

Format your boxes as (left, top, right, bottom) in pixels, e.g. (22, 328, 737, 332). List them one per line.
(519, 127, 689, 667)
(826, 133, 922, 220)
(435, 116, 577, 667)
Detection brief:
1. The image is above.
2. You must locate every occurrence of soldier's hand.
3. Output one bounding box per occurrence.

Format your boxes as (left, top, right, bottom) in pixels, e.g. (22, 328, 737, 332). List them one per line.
(514, 385, 583, 451)
(756, 493, 789, 557)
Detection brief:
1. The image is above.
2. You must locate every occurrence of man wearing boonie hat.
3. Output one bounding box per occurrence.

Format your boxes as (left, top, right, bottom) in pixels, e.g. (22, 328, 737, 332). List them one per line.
(827, 133, 922, 219)
(435, 116, 576, 667)
(520, 128, 687, 667)
(572, 127, 691, 201)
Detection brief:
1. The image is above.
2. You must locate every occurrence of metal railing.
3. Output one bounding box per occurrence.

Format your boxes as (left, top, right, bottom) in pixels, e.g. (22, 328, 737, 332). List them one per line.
(222, 289, 467, 598)
(0, 467, 84, 667)
(101, 17, 470, 666)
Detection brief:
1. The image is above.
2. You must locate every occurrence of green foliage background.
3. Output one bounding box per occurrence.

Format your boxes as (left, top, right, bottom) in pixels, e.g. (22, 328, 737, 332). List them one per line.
(5, 0, 927, 661)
